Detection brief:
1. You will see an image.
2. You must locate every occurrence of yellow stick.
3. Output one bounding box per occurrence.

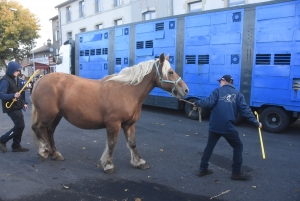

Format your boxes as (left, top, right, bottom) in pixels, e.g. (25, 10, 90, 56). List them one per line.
(6, 70, 40, 108)
(254, 111, 266, 159)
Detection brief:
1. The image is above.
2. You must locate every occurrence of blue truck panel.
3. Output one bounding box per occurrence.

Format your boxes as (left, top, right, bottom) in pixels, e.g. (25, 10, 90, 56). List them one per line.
(135, 19, 177, 98)
(251, 1, 300, 111)
(184, 9, 244, 99)
(78, 30, 109, 80)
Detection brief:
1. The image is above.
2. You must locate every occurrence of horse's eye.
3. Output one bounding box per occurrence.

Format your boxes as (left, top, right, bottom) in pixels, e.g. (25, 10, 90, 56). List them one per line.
(169, 71, 174, 75)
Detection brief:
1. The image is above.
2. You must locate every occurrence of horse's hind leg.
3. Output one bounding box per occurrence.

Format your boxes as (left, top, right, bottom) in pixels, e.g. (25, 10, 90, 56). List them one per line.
(100, 124, 121, 174)
(123, 124, 149, 170)
(47, 115, 64, 161)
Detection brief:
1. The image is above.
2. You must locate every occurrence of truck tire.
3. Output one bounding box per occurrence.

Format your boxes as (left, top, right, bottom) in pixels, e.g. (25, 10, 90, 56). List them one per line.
(260, 107, 289, 133)
(184, 98, 210, 120)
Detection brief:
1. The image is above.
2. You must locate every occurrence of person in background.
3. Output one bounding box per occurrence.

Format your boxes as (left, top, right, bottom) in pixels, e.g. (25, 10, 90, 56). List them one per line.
(193, 75, 262, 180)
(19, 74, 27, 104)
(0, 62, 29, 153)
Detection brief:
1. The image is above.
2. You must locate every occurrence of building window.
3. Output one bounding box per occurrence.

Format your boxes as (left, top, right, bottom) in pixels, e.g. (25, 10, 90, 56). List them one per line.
(114, 0, 121, 7)
(67, 32, 72, 40)
(143, 11, 156, 21)
(79, 1, 85, 18)
(80, 28, 86, 32)
(95, 24, 103, 29)
(188, 1, 202, 12)
(66, 6, 71, 22)
(55, 30, 59, 41)
(114, 19, 122, 26)
(229, 0, 245, 6)
(95, 0, 102, 13)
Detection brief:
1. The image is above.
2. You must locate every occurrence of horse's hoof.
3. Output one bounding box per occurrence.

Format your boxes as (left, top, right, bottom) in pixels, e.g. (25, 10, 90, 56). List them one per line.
(38, 154, 46, 162)
(104, 167, 115, 174)
(138, 162, 150, 170)
(52, 155, 65, 161)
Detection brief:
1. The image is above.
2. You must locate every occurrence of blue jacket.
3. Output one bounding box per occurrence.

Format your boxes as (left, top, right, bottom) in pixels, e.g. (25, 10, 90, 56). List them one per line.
(194, 84, 260, 134)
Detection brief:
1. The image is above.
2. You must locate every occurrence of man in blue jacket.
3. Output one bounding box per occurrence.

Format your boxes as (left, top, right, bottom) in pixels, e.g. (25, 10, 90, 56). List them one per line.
(193, 75, 262, 180)
(0, 62, 29, 153)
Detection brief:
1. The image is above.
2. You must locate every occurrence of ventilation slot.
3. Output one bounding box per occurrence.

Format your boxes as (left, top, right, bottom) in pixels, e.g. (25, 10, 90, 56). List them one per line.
(231, 55, 240, 64)
(255, 54, 271, 65)
(145, 40, 153, 48)
(85, 50, 89, 56)
(96, 49, 101, 55)
(104, 32, 108, 39)
(232, 12, 241, 22)
(80, 50, 84, 56)
(274, 54, 291, 65)
(169, 56, 174, 64)
(185, 55, 196, 64)
(116, 58, 121, 65)
(90, 49, 95, 56)
(124, 58, 128, 64)
(124, 28, 129, 35)
(102, 48, 108, 55)
(155, 22, 164, 31)
(198, 55, 209, 64)
(169, 21, 175, 29)
(136, 41, 144, 49)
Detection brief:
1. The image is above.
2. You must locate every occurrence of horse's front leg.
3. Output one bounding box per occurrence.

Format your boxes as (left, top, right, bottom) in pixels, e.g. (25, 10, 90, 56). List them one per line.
(100, 124, 121, 174)
(123, 124, 149, 170)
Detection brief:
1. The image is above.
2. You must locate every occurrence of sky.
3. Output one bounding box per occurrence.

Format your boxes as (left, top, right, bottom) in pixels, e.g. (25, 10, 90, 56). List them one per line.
(15, 0, 64, 48)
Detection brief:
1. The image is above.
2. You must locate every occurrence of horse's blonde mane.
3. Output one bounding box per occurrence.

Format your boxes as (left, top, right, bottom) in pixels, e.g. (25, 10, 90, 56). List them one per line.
(106, 59, 172, 85)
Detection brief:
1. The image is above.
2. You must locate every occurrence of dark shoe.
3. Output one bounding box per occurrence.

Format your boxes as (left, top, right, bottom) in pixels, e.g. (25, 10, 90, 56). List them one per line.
(198, 169, 213, 177)
(231, 172, 251, 180)
(12, 147, 29, 152)
(0, 142, 7, 153)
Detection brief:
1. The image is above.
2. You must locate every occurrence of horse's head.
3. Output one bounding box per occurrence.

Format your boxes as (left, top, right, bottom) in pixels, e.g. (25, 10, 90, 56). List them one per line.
(155, 53, 189, 99)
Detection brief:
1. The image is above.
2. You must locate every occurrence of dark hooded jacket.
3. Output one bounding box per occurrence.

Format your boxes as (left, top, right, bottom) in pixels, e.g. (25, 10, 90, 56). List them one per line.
(194, 84, 260, 134)
(0, 62, 25, 113)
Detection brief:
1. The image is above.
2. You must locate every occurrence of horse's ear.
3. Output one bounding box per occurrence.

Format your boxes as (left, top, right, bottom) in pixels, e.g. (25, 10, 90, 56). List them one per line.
(165, 54, 170, 61)
(159, 53, 165, 63)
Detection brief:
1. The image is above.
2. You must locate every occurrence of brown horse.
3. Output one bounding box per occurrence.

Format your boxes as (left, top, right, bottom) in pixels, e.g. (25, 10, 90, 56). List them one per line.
(31, 53, 189, 173)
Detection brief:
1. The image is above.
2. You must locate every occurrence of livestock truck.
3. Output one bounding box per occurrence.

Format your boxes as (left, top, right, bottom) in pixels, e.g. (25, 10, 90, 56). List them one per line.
(55, 0, 300, 133)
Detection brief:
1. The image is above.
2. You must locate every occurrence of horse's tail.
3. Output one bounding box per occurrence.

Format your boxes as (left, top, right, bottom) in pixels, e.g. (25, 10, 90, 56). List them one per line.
(31, 104, 39, 147)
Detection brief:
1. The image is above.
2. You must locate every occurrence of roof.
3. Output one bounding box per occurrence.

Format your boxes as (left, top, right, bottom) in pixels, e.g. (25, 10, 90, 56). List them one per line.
(49, 15, 58, 21)
(55, 0, 77, 9)
(32, 46, 51, 54)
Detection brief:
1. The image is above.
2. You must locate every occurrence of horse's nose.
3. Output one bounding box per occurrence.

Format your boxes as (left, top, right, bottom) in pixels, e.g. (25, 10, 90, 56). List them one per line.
(185, 88, 189, 94)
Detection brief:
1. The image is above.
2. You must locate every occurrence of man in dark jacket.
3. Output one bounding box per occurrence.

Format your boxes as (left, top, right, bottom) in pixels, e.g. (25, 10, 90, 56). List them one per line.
(193, 75, 262, 180)
(0, 61, 29, 153)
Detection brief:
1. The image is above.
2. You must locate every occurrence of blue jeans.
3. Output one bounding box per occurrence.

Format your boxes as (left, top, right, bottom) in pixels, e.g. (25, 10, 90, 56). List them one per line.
(200, 130, 243, 174)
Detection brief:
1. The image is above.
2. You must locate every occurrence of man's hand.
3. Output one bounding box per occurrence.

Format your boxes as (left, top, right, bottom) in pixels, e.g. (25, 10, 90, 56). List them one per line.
(259, 122, 262, 129)
(14, 92, 20, 98)
(24, 104, 28, 110)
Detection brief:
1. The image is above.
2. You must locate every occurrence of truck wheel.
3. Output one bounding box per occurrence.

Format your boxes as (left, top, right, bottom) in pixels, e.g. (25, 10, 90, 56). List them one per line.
(260, 107, 289, 133)
(184, 98, 210, 120)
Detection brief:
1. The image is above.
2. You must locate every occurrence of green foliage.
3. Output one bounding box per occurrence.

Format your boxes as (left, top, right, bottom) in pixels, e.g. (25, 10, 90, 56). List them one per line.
(0, 0, 41, 63)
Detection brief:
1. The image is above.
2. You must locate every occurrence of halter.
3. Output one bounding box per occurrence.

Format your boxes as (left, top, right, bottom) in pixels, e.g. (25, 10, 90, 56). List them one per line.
(154, 61, 182, 97)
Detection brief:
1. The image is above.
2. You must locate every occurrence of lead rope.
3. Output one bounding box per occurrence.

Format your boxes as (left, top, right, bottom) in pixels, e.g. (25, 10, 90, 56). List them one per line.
(180, 99, 202, 122)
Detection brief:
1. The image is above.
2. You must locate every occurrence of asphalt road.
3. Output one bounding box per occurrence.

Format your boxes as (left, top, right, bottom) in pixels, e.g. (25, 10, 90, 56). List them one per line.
(0, 93, 299, 201)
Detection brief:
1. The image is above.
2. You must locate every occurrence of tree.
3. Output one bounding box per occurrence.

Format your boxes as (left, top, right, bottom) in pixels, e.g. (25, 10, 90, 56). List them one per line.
(0, 0, 40, 67)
